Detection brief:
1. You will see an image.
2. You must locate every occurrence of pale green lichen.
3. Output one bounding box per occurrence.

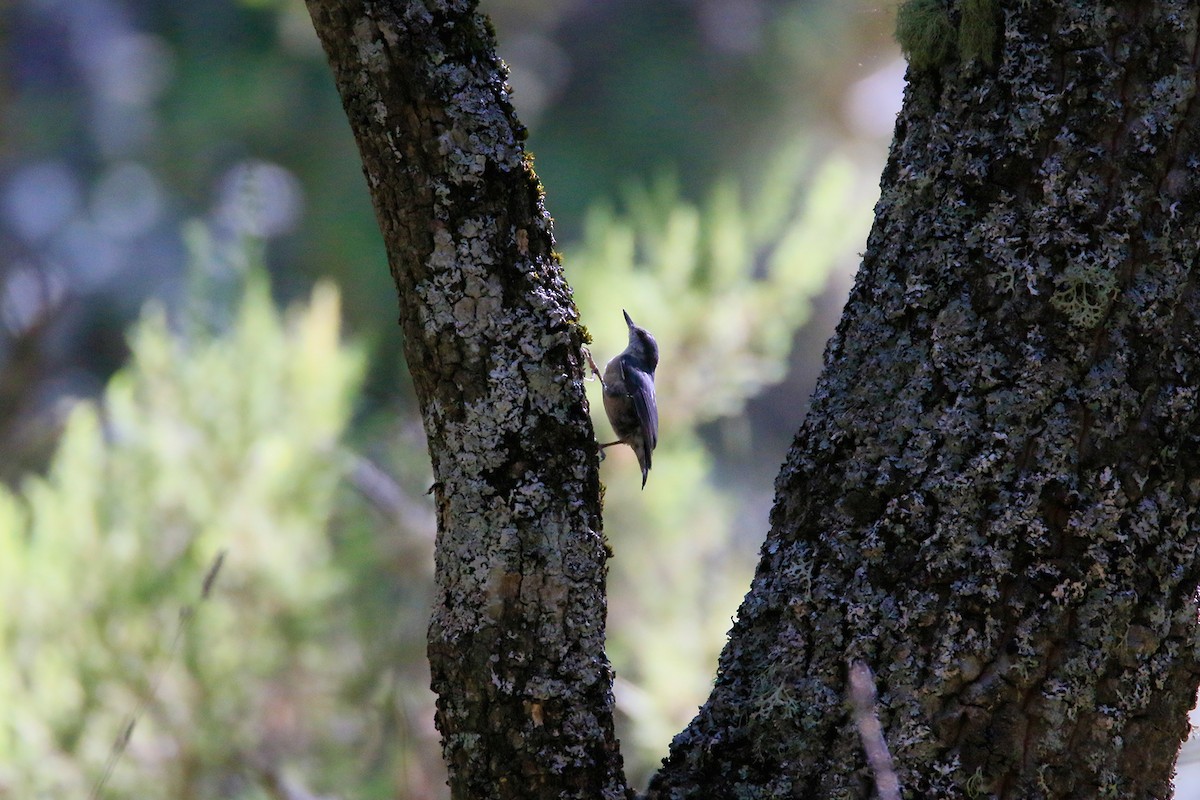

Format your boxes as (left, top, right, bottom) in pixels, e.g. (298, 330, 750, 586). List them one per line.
(1050, 258, 1117, 329)
(959, 0, 999, 66)
(964, 766, 991, 798)
(895, 0, 956, 70)
(895, 0, 1000, 70)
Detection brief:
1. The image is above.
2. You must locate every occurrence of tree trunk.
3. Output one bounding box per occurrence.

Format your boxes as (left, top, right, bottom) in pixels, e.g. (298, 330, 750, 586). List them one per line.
(649, 1, 1200, 797)
(303, 2, 627, 798)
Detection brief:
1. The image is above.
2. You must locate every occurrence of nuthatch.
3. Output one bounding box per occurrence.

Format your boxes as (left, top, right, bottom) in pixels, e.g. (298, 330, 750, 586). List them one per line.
(587, 310, 659, 488)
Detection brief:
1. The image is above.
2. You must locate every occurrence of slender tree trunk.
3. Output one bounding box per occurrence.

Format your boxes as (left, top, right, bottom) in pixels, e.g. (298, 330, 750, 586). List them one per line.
(649, 2, 1200, 797)
(303, 2, 627, 798)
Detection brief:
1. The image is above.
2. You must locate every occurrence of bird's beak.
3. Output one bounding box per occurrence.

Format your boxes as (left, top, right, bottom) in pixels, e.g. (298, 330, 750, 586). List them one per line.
(623, 309, 634, 328)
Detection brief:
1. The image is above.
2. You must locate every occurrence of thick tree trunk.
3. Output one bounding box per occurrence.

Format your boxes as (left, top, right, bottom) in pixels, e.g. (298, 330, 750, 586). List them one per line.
(649, 2, 1200, 798)
(303, 2, 627, 798)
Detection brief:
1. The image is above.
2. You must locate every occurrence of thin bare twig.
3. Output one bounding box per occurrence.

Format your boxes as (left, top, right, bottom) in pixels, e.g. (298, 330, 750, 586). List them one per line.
(344, 452, 435, 539)
(89, 549, 227, 800)
(848, 659, 901, 800)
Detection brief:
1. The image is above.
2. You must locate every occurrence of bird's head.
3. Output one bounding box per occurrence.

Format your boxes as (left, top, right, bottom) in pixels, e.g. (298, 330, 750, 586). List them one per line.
(623, 309, 659, 371)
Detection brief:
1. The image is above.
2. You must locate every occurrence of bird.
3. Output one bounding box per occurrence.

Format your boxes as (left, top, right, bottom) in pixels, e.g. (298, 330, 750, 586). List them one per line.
(587, 310, 659, 488)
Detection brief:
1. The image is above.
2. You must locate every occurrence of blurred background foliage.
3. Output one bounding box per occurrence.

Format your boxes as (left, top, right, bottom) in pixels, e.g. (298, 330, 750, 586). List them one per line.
(0, 0, 906, 796)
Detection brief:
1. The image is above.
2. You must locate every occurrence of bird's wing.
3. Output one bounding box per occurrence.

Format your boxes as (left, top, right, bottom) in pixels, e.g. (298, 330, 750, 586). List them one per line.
(622, 362, 658, 451)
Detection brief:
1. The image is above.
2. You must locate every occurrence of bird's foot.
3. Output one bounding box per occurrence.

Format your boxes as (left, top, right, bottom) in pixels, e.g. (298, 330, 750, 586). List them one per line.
(582, 346, 603, 381)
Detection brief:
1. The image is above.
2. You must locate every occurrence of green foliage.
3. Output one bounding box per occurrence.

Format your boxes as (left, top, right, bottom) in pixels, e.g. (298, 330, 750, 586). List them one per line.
(0, 253, 369, 797)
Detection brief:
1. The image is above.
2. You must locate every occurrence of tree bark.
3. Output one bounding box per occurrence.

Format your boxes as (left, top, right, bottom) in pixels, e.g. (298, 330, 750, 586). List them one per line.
(303, 2, 627, 798)
(649, 2, 1200, 798)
